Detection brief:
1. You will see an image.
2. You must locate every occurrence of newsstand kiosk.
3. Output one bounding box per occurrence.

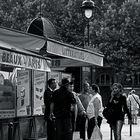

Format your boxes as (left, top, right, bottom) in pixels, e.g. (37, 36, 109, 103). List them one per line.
(0, 35, 51, 140)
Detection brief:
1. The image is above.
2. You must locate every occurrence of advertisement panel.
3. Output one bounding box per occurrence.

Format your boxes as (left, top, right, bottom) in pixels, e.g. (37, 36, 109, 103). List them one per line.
(33, 71, 46, 115)
(17, 70, 31, 116)
(0, 72, 16, 118)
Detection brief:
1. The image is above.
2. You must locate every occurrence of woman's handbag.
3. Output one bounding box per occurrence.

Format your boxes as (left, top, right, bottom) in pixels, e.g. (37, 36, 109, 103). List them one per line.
(103, 107, 115, 121)
(91, 125, 102, 140)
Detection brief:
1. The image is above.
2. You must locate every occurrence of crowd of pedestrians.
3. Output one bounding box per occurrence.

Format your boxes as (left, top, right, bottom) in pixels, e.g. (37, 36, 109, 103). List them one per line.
(43, 77, 140, 140)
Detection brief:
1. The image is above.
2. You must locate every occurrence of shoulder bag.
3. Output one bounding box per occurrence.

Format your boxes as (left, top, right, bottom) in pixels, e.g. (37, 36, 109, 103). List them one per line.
(103, 106, 115, 121)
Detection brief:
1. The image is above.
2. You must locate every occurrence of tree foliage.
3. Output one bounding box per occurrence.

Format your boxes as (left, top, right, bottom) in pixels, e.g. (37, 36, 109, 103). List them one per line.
(0, 0, 140, 76)
(98, 2, 140, 73)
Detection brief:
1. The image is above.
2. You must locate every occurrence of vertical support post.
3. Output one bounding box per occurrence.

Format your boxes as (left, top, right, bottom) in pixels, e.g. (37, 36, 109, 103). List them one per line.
(110, 127, 113, 140)
(0, 123, 3, 140)
(130, 101, 132, 136)
(87, 20, 90, 46)
(8, 122, 13, 140)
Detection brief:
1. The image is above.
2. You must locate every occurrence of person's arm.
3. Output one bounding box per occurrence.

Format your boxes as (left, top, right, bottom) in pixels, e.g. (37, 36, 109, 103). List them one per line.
(49, 102, 55, 120)
(127, 96, 131, 109)
(93, 97, 100, 124)
(123, 96, 132, 120)
(109, 91, 115, 103)
(49, 91, 56, 120)
(76, 96, 86, 116)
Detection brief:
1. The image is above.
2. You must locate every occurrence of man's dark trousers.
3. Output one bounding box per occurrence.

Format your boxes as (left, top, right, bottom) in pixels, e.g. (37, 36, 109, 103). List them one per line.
(55, 117, 73, 140)
(79, 116, 87, 140)
(47, 119, 55, 140)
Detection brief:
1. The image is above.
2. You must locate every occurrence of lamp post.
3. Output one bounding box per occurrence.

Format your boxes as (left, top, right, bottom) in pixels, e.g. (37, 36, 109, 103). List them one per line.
(81, 0, 95, 47)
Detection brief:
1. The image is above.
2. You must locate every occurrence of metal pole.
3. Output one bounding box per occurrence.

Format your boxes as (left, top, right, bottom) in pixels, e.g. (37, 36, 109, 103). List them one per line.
(110, 127, 113, 140)
(87, 20, 90, 46)
(130, 101, 132, 136)
(8, 122, 13, 140)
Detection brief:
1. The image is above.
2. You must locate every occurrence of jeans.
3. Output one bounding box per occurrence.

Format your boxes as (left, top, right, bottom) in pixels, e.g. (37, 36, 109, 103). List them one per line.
(110, 120, 123, 140)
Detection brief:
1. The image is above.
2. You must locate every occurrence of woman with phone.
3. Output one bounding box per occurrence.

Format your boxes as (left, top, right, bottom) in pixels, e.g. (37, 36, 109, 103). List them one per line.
(106, 83, 132, 140)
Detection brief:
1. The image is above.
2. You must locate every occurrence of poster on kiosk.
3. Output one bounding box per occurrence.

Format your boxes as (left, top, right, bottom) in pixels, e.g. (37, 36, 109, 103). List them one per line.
(33, 71, 46, 115)
(17, 70, 31, 116)
(0, 72, 16, 119)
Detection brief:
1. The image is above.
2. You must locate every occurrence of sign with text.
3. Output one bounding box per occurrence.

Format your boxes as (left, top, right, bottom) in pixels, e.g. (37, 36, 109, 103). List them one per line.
(33, 71, 46, 115)
(47, 40, 103, 66)
(0, 48, 50, 72)
(17, 70, 31, 116)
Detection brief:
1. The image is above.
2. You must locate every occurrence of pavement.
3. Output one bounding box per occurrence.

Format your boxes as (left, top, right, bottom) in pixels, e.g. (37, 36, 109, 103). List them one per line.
(73, 117, 140, 140)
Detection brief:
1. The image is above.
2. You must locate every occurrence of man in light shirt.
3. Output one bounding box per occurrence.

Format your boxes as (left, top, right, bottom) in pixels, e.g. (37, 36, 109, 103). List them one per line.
(127, 89, 140, 124)
(68, 82, 86, 132)
(78, 82, 92, 140)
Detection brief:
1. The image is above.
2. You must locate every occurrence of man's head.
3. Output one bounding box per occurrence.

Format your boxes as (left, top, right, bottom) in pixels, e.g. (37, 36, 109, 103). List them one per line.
(60, 78, 70, 89)
(68, 82, 74, 92)
(47, 78, 57, 90)
(83, 82, 90, 92)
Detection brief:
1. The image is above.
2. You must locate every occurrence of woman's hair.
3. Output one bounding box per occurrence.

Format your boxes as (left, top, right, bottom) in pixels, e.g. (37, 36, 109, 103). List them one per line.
(111, 83, 123, 92)
(92, 84, 100, 93)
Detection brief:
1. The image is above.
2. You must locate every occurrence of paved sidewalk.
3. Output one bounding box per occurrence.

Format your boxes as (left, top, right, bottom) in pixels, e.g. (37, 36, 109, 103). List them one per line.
(73, 117, 140, 140)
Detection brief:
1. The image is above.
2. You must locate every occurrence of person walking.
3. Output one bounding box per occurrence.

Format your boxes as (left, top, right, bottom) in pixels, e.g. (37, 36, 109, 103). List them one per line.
(86, 84, 103, 140)
(127, 89, 140, 124)
(68, 81, 86, 133)
(105, 83, 132, 140)
(50, 78, 76, 140)
(44, 78, 57, 140)
(78, 82, 92, 140)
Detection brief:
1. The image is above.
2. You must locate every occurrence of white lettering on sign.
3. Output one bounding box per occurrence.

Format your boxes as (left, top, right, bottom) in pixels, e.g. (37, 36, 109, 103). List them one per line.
(1, 51, 41, 69)
(62, 47, 85, 60)
(0, 49, 50, 71)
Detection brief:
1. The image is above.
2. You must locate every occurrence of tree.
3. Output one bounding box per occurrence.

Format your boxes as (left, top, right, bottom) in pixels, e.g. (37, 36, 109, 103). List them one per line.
(0, 0, 140, 82)
(97, 2, 140, 73)
(0, 0, 86, 47)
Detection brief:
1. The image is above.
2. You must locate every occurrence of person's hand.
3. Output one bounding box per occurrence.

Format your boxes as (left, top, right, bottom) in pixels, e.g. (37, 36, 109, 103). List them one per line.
(71, 104, 75, 112)
(111, 91, 116, 97)
(82, 111, 87, 118)
(49, 113, 56, 121)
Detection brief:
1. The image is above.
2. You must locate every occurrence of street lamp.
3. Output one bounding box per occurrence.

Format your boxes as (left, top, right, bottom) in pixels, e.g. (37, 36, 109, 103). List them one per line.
(81, 0, 95, 47)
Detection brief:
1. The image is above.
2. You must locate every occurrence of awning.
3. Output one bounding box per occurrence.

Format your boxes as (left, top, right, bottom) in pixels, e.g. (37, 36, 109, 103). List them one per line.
(47, 39, 103, 67)
(0, 26, 46, 52)
(0, 40, 51, 72)
(0, 26, 104, 67)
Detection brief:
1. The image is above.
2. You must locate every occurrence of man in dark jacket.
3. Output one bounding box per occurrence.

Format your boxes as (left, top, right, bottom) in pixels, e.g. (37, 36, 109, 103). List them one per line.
(44, 78, 57, 140)
(50, 78, 76, 140)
